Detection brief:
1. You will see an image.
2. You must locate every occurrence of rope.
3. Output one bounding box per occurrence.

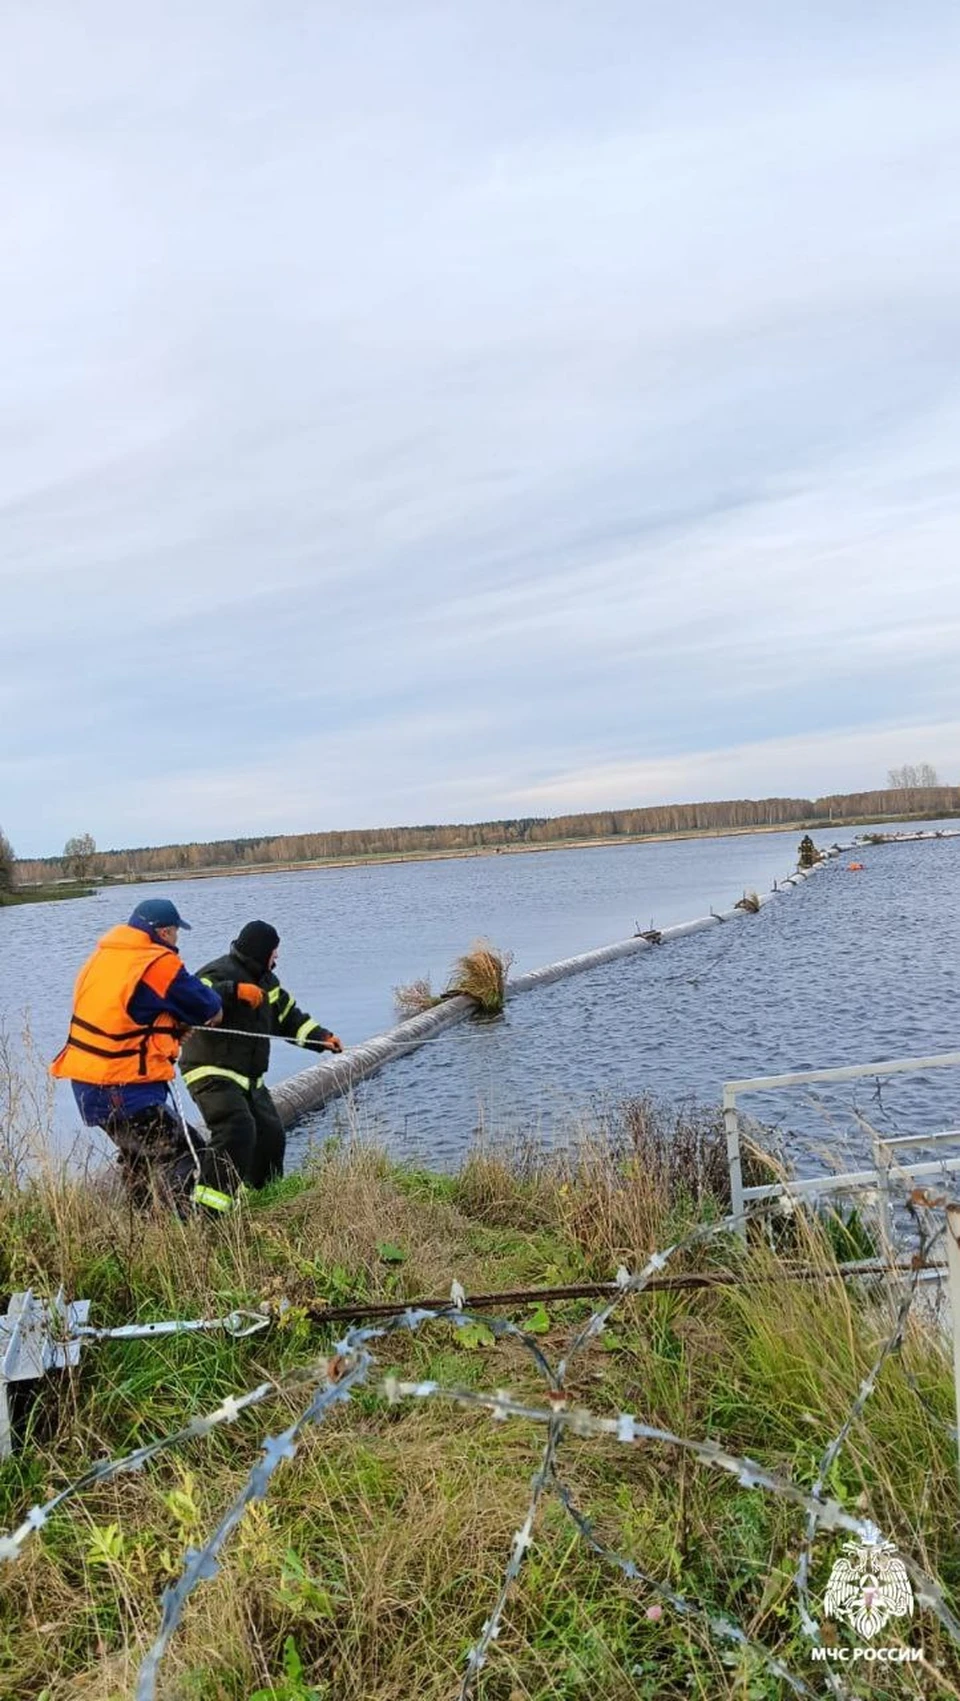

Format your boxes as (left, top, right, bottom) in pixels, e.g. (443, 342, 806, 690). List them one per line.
(188, 1022, 337, 1048)
(168, 1075, 202, 1182)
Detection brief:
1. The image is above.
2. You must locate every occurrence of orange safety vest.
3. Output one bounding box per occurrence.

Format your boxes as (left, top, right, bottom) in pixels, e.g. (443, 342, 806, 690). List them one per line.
(50, 924, 186, 1085)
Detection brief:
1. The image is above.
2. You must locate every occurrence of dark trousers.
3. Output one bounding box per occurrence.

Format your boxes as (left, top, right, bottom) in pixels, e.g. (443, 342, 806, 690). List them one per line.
(189, 1079, 285, 1193)
(103, 1104, 203, 1212)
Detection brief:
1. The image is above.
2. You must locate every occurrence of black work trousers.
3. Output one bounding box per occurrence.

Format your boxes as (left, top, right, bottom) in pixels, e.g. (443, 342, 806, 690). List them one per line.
(102, 1104, 203, 1213)
(190, 1079, 285, 1194)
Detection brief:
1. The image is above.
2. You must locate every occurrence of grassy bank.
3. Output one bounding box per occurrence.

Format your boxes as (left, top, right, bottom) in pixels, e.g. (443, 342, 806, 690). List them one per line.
(1, 1102, 957, 1699)
(0, 883, 95, 907)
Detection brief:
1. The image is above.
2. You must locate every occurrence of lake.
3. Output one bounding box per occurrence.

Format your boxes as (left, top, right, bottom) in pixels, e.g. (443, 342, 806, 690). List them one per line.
(3, 822, 959, 1176)
(299, 824, 960, 1178)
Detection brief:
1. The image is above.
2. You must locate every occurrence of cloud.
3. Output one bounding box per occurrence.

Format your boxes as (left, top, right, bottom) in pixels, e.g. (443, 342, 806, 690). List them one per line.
(506, 719, 960, 815)
(3, 5, 960, 854)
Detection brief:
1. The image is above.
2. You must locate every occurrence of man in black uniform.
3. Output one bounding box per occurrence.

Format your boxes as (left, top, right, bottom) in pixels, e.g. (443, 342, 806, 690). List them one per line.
(180, 919, 342, 1209)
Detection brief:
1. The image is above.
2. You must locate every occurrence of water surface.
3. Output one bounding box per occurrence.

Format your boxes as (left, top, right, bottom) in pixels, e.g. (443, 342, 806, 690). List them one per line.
(3, 823, 958, 1179)
(290, 828, 960, 1177)
(0, 827, 812, 1108)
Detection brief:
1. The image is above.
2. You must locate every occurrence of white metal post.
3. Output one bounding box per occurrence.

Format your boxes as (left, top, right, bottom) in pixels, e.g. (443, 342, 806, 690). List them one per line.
(945, 1204, 960, 1479)
(869, 1125, 896, 1264)
(0, 1381, 11, 1461)
(723, 1085, 745, 1235)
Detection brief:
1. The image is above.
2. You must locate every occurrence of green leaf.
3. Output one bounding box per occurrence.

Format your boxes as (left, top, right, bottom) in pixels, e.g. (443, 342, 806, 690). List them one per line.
(283, 1637, 305, 1681)
(456, 1321, 495, 1350)
(278, 1548, 338, 1619)
(522, 1303, 551, 1335)
(826, 1456, 850, 1505)
(249, 1635, 322, 1701)
(86, 1522, 124, 1565)
(376, 1242, 406, 1264)
(164, 1488, 199, 1528)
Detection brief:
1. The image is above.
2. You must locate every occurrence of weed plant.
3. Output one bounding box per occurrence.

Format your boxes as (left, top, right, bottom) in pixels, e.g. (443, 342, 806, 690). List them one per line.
(394, 942, 513, 1021)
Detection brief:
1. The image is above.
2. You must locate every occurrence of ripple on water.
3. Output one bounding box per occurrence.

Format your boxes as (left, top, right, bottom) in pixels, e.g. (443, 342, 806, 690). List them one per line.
(290, 835, 960, 1175)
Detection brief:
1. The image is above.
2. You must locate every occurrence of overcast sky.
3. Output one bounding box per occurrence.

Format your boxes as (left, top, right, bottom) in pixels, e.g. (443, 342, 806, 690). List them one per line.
(3, 3, 960, 857)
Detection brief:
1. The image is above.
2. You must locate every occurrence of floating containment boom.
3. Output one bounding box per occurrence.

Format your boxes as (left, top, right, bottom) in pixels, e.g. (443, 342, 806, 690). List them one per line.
(272, 851, 838, 1129)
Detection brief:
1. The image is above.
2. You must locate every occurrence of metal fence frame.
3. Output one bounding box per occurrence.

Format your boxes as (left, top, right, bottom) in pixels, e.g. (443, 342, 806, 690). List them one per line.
(723, 1049, 960, 1226)
(724, 1048, 960, 1469)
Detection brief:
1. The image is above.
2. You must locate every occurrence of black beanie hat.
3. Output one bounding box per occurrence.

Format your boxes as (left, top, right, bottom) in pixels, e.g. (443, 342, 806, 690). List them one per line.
(233, 919, 280, 969)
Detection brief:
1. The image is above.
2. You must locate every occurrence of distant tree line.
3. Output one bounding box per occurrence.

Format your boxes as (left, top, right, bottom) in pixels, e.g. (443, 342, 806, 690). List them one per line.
(11, 782, 960, 886)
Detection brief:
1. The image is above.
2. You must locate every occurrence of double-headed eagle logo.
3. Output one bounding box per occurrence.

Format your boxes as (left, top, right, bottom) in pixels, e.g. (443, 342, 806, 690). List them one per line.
(823, 1539, 913, 1639)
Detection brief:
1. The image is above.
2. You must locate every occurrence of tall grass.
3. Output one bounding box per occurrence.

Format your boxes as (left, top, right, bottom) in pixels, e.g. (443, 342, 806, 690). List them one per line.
(1, 1060, 957, 1698)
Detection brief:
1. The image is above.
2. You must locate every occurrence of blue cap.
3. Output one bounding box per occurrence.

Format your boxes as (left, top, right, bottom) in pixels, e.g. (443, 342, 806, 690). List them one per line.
(129, 897, 192, 932)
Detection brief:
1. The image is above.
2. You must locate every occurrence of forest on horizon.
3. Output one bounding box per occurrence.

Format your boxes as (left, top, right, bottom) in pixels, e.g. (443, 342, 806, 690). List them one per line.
(12, 784, 960, 886)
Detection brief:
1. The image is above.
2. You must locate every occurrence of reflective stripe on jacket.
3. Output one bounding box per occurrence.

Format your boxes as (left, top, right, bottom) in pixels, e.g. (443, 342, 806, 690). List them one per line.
(179, 946, 331, 1093)
(50, 925, 185, 1085)
(181, 1064, 265, 1093)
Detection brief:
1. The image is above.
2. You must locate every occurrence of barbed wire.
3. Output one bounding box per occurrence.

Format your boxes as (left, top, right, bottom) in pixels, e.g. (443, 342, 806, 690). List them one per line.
(555, 1480, 819, 1699)
(135, 1352, 371, 1701)
(456, 1198, 781, 1685)
(792, 1192, 940, 1693)
(2, 1186, 958, 1699)
(160, 1194, 960, 1692)
(901, 1360, 959, 1443)
(0, 1302, 554, 1567)
(0, 1379, 276, 1563)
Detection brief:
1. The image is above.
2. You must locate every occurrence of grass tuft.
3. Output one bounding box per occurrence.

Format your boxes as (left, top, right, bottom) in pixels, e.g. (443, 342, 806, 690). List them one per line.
(444, 940, 514, 1014)
(394, 942, 514, 1020)
(734, 890, 761, 913)
(392, 977, 442, 1020)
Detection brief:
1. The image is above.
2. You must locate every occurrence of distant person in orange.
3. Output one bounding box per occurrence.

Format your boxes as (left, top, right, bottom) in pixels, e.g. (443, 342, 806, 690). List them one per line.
(50, 897, 223, 1209)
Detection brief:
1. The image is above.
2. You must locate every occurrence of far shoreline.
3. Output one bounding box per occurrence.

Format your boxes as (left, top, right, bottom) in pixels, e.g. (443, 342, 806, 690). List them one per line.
(10, 808, 958, 901)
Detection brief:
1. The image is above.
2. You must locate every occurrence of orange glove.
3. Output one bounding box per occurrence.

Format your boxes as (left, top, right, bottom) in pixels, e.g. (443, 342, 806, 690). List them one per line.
(236, 982, 265, 1008)
(321, 1033, 343, 1053)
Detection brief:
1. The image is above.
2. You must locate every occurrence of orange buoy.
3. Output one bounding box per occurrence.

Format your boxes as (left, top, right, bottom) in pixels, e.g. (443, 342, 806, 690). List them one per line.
(847, 861, 864, 871)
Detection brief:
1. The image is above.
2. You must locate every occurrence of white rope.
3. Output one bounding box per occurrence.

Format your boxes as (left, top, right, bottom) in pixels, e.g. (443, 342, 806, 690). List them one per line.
(189, 1023, 337, 1048)
(168, 1076, 202, 1182)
